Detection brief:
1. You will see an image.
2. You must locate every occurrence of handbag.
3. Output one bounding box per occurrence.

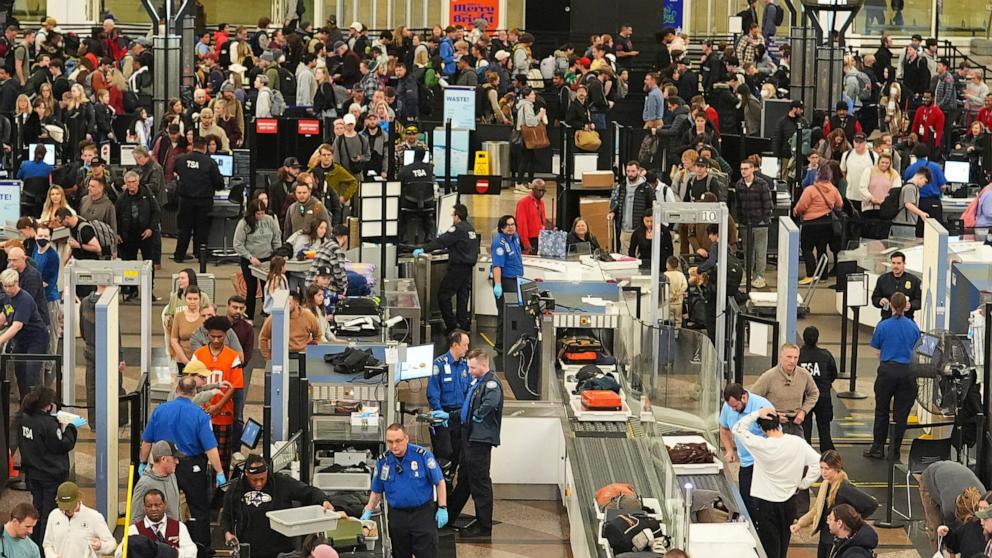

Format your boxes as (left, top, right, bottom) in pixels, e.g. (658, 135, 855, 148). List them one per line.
(522, 122, 551, 150)
(575, 129, 602, 152)
(813, 183, 844, 237)
(538, 228, 567, 259)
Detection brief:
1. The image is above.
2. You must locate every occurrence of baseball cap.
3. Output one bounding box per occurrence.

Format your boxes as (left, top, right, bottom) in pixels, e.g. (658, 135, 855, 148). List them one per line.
(577, 57, 591, 68)
(494, 50, 510, 62)
(317, 265, 333, 277)
(182, 359, 210, 377)
(56, 482, 80, 512)
(90, 157, 105, 166)
(350, 21, 363, 32)
(259, 51, 274, 62)
(853, 133, 866, 142)
(283, 156, 301, 169)
(150, 440, 184, 461)
(343, 113, 356, 125)
(977, 507, 992, 519)
(789, 99, 804, 109)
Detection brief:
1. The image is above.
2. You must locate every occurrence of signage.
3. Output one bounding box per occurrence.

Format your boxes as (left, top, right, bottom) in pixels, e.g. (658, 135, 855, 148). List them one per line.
(0, 180, 20, 224)
(298, 119, 320, 136)
(442, 86, 477, 131)
(663, 0, 684, 30)
(476, 179, 490, 194)
(256, 119, 278, 134)
(450, 0, 499, 28)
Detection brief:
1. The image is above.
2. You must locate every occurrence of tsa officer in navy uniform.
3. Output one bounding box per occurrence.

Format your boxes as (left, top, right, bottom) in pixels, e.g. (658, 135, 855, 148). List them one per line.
(448, 349, 504, 538)
(427, 329, 472, 478)
(412, 203, 481, 333)
(491, 214, 524, 353)
(361, 423, 447, 558)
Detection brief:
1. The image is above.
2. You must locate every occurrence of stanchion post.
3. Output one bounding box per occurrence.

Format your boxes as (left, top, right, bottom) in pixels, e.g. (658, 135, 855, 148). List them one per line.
(839, 286, 849, 379)
(874, 453, 904, 528)
(198, 243, 207, 274)
(263, 370, 272, 463)
(838, 273, 867, 399)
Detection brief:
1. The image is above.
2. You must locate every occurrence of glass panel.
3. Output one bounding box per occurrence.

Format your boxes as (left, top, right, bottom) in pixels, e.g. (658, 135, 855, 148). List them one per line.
(357, 0, 372, 30)
(13, 0, 46, 22)
(427, 0, 442, 29)
(853, 0, 932, 36)
(408, 0, 426, 28)
(938, 1, 988, 37)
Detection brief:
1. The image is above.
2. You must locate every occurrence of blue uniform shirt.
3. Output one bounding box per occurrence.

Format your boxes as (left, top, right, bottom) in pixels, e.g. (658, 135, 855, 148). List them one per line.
(870, 315, 920, 364)
(427, 352, 471, 411)
(371, 443, 444, 509)
(490, 232, 524, 279)
(141, 396, 217, 456)
(901, 159, 946, 199)
(719, 391, 772, 467)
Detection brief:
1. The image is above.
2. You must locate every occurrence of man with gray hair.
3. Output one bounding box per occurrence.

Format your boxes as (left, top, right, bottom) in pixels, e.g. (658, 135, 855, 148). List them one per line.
(131, 440, 182, 522)
(116, 169, 161, 299)
(0, 268, 50, 397)
(749, 343, 820, 436)
(5, 246, 49, 326)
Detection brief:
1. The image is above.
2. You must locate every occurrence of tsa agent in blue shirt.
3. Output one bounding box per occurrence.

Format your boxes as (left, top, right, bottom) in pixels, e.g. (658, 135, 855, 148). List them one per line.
(427, 330, 472, 475)
(363, 424, 446, 558)
(719, 383, 772, 519)
(901, 144, 945, 234)
(139, 376, 224, 550)
(865, 292, 920, 460)
(491, 214, 524, 353)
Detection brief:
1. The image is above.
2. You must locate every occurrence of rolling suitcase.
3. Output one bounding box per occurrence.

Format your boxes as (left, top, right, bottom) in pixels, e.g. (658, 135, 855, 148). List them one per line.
(581, 390, 622, 411)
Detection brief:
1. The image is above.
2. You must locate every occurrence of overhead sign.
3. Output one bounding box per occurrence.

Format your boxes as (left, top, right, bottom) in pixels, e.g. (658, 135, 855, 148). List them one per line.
(256, 119, 278, 134)
(442, 86, 477, 131)
(663, 0, 684, 29)
(0, 180, 19, 224)
(450, 0, 499, 28)
(298, 119, 320, 136)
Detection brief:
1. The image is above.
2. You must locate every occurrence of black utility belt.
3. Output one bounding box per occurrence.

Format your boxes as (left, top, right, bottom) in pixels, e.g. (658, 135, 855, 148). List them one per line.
(390, 501, 434, 513)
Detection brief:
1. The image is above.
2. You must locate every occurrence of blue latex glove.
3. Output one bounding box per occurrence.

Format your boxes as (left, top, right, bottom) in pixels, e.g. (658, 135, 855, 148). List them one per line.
(473, 416, 483, 423)
(493, 284, 503, 298)
(216, 472, 227, 487)
(360, 509, 373, 521)
(412, 248, 425, 257)
(138, 463, 147, 477)
(69, 417, 87, 429)
(436, 507, 448, 529)
(431, 410, 450, 421)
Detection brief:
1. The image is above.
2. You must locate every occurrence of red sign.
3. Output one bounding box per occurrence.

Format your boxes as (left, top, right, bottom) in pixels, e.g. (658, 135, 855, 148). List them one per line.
(475, 179, 490, 194)
(298, 120, 320, 136)
(449, 0, 499, 28)
(255, 119, 278, 134)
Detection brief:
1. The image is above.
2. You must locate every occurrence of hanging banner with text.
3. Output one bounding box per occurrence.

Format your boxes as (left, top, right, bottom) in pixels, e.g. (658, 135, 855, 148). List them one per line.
(0, 180, 20, 223)
(663, 0, 684, 30)
(450, 0, 500, 29)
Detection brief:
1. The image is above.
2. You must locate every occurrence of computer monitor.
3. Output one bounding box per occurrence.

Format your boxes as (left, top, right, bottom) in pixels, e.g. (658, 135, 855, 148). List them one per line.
(211, 154, 234, 177)
(398, 344, 435, 381)
(28, 143, 56, 165)
(518, 279, 540, 306)
(917, 334, 940, 358)
(119, 145, 137, 166)
(944, 160, 970, 184)
(240, 417, 262, 449)
(760, 157, 780, 178)
(403, 149, 431, 166)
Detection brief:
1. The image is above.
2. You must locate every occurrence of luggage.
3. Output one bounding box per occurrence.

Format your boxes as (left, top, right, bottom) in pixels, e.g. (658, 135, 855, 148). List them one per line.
(668, 442, 715, 464)
(581, 389, 622, 411)
(576, 373, 621, 394)
(538, 228, 567, 259)
(324, 348, 380, 374)
(602, 513, 663, 554)
(332, 297, 382, 337)
(595, 483, 637, 508)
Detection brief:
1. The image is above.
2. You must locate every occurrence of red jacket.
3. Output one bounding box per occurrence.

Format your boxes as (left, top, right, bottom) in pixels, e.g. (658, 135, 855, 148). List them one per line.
(515, 194, 547, 252)
(911, 105, 945, 148)
(704, 105, 720, 134)
(978, 108, 992, 132)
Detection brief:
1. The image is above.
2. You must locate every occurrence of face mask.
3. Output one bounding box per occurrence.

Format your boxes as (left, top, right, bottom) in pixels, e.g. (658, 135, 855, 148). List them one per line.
(37, 239, 49, 248)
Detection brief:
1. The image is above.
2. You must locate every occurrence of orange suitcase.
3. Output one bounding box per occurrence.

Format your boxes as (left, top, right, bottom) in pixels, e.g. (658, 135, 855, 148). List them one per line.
(581, 390, 622, 411)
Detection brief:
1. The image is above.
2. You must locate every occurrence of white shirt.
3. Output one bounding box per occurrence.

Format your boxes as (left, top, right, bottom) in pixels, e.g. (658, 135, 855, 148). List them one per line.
(42, 504, 117, 558)
(841, 149, 876, 201)
(115, 517, 196, 558)
(732, 410, 821, 503)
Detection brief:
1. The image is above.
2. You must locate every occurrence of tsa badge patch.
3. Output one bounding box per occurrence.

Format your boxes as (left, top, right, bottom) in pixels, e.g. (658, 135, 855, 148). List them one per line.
(495, 247, 505, 256)
(433, 364, 440, 376)
(427, 458, 437, 469)
(905, 281, 911, 290)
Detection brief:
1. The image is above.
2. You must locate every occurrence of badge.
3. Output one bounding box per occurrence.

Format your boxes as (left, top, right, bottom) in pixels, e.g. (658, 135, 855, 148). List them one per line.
(495, 247, 505, 256)
(905, 281, 911, 289)
(410, 461, 419, 471)
(427, 458, 437, 469)
(486, 380, 498, 389)
(380, 465, 390, 481)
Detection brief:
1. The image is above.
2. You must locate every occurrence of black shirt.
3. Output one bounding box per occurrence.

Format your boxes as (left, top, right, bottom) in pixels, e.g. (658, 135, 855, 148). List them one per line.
(798, 345, 837, 395)
(174, 151, 224, 199)
(70, 221, 99, 260)
(0, 288, 48, 343)
(870, 271, 922, 320)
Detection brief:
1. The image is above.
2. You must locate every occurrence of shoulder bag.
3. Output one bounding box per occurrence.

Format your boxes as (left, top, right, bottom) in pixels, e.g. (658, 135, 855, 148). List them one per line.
(813, 184, 844, 237)
(522, 121, 550, 150)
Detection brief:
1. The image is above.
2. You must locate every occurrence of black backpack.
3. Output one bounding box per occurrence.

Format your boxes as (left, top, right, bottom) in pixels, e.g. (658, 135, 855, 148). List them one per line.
(877, 186, 903, 220)
(418, 82, 434, 116)
(773, 3, 785, 26)
(324, 347, 380, 374)
(277, 65, 296, 103)
(602, 513, 663, 554)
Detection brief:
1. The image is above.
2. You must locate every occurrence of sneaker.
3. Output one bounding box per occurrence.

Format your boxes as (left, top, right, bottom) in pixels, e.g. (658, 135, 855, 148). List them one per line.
(798, 277, 814, 286)
(751, 277, 767, 289)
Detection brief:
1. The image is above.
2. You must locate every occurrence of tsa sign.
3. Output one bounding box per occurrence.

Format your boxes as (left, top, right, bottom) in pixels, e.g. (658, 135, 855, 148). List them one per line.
(0, 180, 19, 223)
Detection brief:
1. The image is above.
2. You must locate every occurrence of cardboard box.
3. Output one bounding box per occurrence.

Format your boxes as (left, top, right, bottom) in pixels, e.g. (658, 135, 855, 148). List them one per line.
(347, 217, 359, 249)
(580, 197, 612, 249)
(580, 171, 615, 189)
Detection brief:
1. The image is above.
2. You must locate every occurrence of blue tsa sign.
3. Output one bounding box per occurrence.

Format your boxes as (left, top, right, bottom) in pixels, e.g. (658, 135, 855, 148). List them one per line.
(0, 180, 19, 225)
(442, 86, 477, 131)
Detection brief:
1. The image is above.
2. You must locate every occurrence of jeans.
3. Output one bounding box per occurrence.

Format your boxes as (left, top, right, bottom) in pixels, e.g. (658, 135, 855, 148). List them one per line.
(755, 495, 797, 558)
(745, 225, 768, 280)
(800, 218, 833, 277)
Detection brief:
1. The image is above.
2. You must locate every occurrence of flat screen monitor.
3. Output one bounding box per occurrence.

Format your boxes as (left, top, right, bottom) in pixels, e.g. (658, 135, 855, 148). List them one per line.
(398, 344, 435, 381)
(518, 279, 540, 306)
(240, 418, 262, 449)
(270, 430, 301, 473)
(28, 143, 56, 165)
(944, 160, 970, 184)
(403, 149, 431, 166)
(211, 154, 234, 177)
(917, 334, 940, 358)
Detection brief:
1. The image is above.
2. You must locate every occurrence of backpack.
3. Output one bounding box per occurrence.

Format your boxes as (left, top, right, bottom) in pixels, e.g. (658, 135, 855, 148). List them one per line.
(963, 185, 992, 228)
(249, 30, 267, 57)
(277, 65, 296, 102)
(82, 219, 117, 260)
(772, 3, 785, 26)
(539, 55, 557, 80)
(638, 134, 662, 168)
(855, 71, 872, 102)
(876, 186, 903, 220)
(269, 89, 286, 116)
(602, 513, 663, 554)
(417, 82, 434, 116)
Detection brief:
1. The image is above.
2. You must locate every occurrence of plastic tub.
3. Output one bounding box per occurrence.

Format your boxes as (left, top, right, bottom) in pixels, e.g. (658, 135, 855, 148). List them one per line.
(313, 472, 372, 491)
(266, 505, 340, 537)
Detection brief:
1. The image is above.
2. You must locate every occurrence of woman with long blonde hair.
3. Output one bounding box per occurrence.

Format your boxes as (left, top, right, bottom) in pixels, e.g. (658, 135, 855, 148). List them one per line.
(40, 185, 75, 265)
(65, 83, 96, 150)
(37, 82, 56, 119)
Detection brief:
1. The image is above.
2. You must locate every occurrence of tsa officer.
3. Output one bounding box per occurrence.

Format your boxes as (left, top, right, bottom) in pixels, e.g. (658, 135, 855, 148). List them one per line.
(139, 376, 226, 552)
(865, 292, 920, 461)
(427, 330, 472, 477)
(870, 251, 922, 321)
(412, 203, 481, 333)
(361, 423, 447, 558)
(490, 214, 524, 353)
(448, 349, 504, 538)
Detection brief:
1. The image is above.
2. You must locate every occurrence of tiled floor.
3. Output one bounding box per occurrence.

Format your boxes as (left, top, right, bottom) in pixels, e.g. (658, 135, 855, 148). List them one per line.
(1, 185, 937, 557)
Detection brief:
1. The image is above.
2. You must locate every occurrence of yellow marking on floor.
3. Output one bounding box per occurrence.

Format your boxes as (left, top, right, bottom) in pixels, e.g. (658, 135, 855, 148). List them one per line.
(480, 332, 495, 347)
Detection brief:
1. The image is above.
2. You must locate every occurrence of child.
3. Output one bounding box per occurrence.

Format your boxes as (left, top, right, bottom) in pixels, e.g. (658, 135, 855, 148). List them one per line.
(93, 88, 115, 143)
(262, 255, 289, 314)
(664, 256, 687, 328)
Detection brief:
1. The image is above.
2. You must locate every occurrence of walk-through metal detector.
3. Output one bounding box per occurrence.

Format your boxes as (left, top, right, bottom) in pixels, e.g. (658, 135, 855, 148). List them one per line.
(62, 261, 153, 404)
(650, 202, 729, 376)
(269, 290, 291, 441)
(94, 286, 122, 528)
(776, 217, 800, 347)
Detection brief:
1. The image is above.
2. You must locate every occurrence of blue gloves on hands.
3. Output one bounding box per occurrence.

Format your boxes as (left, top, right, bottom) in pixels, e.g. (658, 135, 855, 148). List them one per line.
(412, 248, 425, 257)
(436, 508, 449, 528)
(138, 463, 147, 476)
(216, 472, 227, 487)
(69, 417, 87, 429)
(431, 410, 450, 421)
(493, 284, 503, 298)
(360, 509, 373, 521)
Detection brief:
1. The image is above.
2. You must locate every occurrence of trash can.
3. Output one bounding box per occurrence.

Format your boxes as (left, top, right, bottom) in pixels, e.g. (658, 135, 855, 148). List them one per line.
(483, 141, 511, 180)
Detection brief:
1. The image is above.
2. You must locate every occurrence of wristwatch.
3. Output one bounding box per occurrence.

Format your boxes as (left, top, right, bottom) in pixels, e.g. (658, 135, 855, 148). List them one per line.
(438, 505, 447, 509)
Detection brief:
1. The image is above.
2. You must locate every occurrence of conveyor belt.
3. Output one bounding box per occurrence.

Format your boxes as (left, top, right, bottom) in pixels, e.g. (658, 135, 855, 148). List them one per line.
(572, 420, 630, 437)
(573, 436, 662, 495)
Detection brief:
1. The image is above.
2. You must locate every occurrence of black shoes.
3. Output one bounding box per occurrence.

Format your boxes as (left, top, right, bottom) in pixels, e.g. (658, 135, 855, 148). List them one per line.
(863, 445, 885, 459)
(459, 524, 492, 539)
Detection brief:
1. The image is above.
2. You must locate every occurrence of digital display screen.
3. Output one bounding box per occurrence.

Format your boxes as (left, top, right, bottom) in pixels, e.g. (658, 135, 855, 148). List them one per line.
(211, 154, 234, 177)
(944, 161, 970, 184)
(240, 418, 262, 449)
(398, 344, 435, 381)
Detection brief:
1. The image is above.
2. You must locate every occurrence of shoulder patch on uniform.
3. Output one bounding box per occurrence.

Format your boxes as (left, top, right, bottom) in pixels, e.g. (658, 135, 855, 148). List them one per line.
(414, 445, 428, 455)
(486, 380, 498, 389)
(495, 247, 505, 256)
(468, 231, 477, 239)
(447, 226, 456, 233)
(432, 364, 440, 376)
(427, 458, 437, 469)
